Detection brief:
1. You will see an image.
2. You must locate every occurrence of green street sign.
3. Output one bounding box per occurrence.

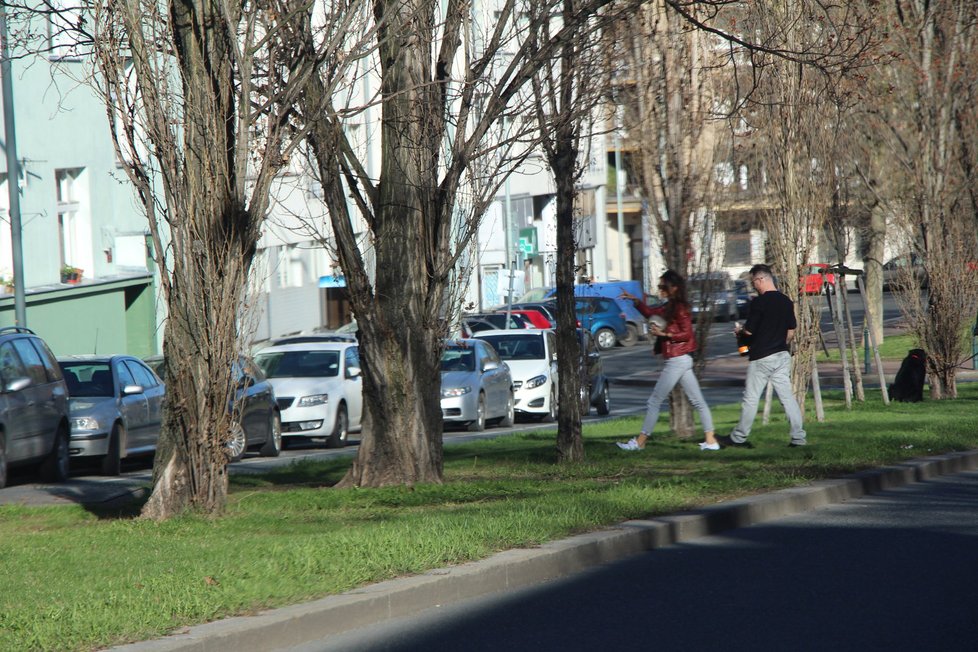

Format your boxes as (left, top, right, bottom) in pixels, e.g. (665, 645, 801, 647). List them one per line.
(518, 227, 537, 256)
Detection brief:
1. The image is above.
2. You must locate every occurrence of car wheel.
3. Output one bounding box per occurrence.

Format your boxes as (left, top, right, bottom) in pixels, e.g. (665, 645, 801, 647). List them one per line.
(498, 391, 514, 428)
(100, 423, 123, 476)
(595, 328, 617, 350)
(619, 324, 639, 347)
(579, 384, 590, 417)
(467, 393, 487, 431)
(40, 423, 70, 483)
(596, 384, 611, 415)
(542, 387, 557, 422)
(260, 412, 282, 457)
(0, 433, 7, 490)
(226, 422, 247, 462)
(326, 404, 348, 448)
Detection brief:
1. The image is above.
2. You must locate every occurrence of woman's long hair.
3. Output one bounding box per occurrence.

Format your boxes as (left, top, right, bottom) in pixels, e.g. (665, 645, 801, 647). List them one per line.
(660, 269, 688, 323)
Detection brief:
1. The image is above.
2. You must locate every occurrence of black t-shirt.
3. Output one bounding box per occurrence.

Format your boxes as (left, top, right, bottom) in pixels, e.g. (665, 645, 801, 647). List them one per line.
(744, 290, 796, 361)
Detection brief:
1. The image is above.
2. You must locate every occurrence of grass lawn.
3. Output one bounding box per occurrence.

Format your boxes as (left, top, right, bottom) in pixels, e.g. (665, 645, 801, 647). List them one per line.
(2, 387, 978, 651)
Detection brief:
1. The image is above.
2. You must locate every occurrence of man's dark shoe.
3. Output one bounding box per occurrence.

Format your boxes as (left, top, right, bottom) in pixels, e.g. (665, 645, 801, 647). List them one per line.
(716, 434, 754, 449)
(788, 441, 807, 448)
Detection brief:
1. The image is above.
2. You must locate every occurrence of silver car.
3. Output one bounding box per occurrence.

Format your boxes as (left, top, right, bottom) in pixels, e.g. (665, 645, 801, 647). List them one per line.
(440, 339, 514, 431)
(58, 355, 165, 476)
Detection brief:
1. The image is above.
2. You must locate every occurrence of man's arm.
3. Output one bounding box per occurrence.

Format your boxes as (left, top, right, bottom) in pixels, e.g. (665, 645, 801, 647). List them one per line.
(786, 328, 795, 345)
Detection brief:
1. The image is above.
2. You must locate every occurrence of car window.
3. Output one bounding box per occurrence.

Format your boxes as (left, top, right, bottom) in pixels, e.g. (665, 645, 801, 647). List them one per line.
(344, 347, 360, 376)
(255, 350, 341, 378)
(597, 299, 616, 313)
(478, 334, 545, 360)
(60, 361, 115, 397)
(546, 332, 557, 357)
(11, 338, 48, 385)
(117, 361, 137, 389)
(29, 338, 64, 383)
(441, 346, 475, 372)
(481, 342, 501, 367)
(0, 342, 28, 386)
(126, 360, 159, 388)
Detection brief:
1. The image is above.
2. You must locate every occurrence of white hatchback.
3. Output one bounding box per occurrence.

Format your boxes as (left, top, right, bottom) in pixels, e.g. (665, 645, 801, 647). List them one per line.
(253, 342, 363, 448)
(474, 329, 558, 421)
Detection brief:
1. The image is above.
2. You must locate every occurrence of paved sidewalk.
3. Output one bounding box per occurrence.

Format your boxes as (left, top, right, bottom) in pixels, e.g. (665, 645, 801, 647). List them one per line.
(113, 450, 978, 652)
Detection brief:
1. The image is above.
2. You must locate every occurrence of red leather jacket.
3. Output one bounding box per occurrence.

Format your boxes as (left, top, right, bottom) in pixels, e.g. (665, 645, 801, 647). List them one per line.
(634, 300, 697, 359)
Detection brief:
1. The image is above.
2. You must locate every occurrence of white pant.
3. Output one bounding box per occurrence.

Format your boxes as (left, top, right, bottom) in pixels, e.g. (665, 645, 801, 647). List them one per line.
(641, 354, 714, 435)
(730, 351, 806, 444)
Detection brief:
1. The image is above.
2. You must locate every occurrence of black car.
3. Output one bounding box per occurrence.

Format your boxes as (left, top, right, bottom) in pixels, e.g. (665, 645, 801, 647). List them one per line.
(143, 354, 282, 462)
(0, 327, 70, 488)
(576, 329, 610, 416)
(463, 313, 531, 331)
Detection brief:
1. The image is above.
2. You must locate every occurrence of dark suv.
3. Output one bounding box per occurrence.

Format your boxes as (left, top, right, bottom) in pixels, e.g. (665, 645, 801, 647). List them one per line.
(0, 327, 71, 488)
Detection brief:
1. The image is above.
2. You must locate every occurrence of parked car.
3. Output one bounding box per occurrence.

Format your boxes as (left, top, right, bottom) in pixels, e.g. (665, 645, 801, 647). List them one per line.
(253, 341, 363, 448)
(464, 312, 532, 331)
(576, 329, 610, 417)
(544, 296, 627, 350)
(58, 355, 165, 475)
(882, 255, 928, 289)
(733, 279, 752, 319)
(269, 333, 357, 346)
(688, 272, 738, 321)
(548, 281, 648, 347)
(495, 302, 557, 327)
(474, 329, 558, 421)
(800, 263, 837, 294)
(142, 354, 282, 462)
(493, 308, 552, 329)
(440, 339, 514, 431)
(0, 327, 70, 489)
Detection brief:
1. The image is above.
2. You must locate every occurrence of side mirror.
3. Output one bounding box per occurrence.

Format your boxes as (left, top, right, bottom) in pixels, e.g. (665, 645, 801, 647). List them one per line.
(122, 384, 144, 396)
(5, 377, 30, 393)
(483, 360, 499, 372)
(346, 366, 362, 379)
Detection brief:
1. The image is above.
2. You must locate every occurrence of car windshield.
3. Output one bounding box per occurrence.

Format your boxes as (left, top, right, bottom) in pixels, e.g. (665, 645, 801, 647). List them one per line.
(441, 347, 475, 372)
(255, 350, 341, 378)
(479, 334, 545, 360)
(60, 362, 114, 397)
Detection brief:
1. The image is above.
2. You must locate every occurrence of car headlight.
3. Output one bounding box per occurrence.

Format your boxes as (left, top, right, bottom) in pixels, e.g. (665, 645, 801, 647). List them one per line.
(442, 386, 471, 398)
(525, 375, 548, 389)
(71, 416, 100, 431)
(297, 394, 328, 407)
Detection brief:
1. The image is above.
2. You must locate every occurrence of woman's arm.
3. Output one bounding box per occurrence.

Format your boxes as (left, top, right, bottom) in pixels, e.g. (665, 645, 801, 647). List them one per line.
(664, 304, 694, 342)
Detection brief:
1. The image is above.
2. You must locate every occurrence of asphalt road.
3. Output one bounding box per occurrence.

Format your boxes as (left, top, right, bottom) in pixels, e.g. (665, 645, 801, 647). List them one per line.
(288, 470, 978, 652)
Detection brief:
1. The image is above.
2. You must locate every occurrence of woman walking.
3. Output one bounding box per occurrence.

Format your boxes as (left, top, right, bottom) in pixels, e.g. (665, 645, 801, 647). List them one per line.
(617, 270, 718, 451)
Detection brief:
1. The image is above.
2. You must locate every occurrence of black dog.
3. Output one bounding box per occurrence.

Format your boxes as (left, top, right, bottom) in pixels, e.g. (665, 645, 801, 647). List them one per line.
(889, 349, 926, 402)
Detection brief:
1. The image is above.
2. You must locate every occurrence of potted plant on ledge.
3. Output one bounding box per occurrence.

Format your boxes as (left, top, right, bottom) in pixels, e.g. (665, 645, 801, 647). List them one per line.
(61, 265, 83, 284)
(0, 273, 13, 295)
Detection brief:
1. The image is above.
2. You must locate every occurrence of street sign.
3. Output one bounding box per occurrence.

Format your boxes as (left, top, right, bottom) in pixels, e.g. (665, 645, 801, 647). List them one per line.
(518, 227, 537, 257)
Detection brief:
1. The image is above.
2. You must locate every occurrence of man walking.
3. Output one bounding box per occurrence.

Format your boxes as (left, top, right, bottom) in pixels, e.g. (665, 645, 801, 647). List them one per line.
(718, 264, 807, 448)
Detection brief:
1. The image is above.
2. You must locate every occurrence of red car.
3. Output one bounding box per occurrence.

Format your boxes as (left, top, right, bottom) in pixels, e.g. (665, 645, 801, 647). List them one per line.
(800, 263, 837, 294)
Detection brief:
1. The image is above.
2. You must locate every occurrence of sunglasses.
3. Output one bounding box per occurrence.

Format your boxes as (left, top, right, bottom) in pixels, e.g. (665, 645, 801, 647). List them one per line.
(657, 284, 669, 290)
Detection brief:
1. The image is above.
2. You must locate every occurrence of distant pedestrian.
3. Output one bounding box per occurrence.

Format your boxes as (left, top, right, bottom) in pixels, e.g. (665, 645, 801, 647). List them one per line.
(718, 264, 807, 448)
(616, 270, 718, 452)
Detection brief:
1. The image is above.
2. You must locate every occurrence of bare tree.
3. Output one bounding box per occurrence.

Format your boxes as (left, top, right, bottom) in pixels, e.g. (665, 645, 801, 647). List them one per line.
(863, 0, 978, 399)
(81, 0, 354, 517)
(527, 1, 608, 462)
(299, 0, 639, 487)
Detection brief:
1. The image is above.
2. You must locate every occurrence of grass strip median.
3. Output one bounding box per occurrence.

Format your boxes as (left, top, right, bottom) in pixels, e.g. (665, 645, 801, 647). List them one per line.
(2, 387, 977, 651)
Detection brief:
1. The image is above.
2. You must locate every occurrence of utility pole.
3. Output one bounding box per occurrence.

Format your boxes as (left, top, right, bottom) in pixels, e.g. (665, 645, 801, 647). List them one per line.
(0, 3, 26, 327)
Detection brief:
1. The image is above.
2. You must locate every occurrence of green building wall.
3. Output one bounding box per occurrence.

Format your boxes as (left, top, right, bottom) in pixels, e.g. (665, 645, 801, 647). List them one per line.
(0, 277, 158, 358)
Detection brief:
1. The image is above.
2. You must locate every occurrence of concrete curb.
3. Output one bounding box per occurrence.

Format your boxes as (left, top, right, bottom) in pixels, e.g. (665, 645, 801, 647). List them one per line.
(113, 449, 978, 652)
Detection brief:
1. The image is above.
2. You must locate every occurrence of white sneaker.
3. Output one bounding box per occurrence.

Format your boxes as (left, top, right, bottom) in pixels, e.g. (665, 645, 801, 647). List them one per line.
(617, 438, 642, 451)
(699, 442, 720, 451)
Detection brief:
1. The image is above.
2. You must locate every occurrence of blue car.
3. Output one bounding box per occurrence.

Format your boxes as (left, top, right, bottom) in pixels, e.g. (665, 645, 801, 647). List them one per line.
(541, 281, 648, 347)
(544, 296, 626, 350)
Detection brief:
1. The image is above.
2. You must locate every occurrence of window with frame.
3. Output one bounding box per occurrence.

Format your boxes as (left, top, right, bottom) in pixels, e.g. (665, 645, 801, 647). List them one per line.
(48, 1, 85, 61)
(56, 168, 85, 271)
